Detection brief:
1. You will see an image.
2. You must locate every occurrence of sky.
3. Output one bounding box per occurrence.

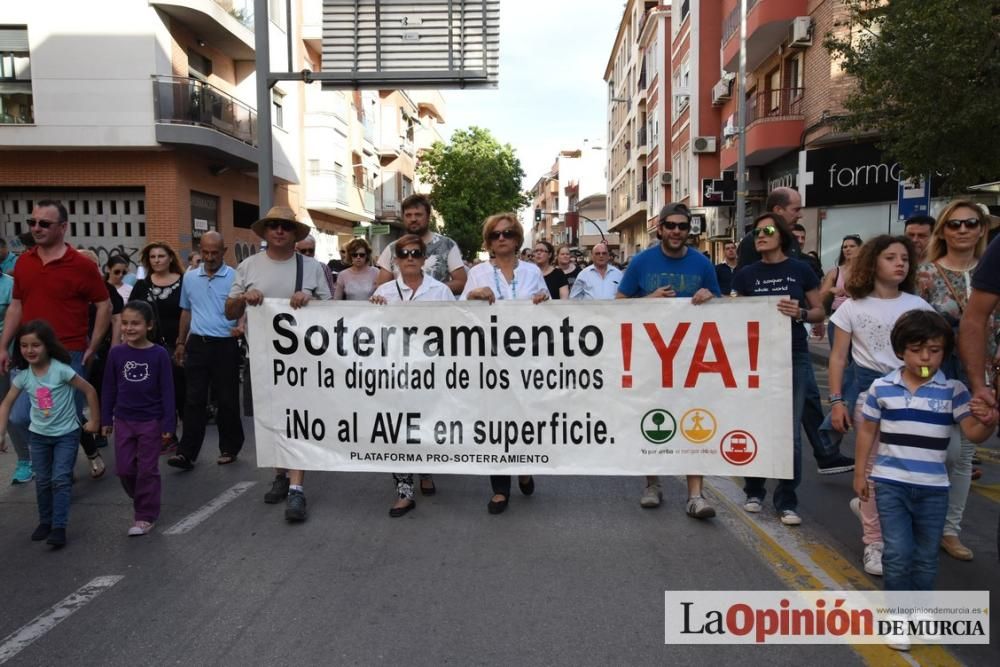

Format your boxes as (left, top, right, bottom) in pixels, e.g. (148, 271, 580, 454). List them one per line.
(441, 0, 625, 189)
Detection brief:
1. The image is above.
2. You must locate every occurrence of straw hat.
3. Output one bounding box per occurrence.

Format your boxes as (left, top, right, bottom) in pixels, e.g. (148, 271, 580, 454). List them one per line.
(251, 206, 310, 242)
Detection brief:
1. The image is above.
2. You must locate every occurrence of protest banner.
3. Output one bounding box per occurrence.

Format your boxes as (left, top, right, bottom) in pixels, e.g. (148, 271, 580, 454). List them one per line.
(246, 297, 792, 476)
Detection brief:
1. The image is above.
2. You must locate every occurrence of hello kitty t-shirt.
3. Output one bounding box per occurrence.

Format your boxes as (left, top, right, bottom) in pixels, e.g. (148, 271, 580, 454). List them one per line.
(12, 359, 79, 436)
(100, 344, 176, 434)
(829, 292, 934, 373)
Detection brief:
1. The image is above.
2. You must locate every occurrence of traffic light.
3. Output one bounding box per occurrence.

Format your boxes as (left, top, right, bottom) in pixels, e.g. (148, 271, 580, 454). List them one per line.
(534, 207, 542, 222)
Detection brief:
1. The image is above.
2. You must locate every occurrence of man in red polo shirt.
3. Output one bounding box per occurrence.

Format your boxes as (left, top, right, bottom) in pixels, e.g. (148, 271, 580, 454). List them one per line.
(0, 200, 111, 477)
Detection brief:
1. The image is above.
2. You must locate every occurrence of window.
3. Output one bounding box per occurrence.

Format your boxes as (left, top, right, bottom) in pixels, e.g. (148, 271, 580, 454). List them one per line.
(786, 54, 803, 96)
(0, 26, 33, 124)
(272, 90, 284, 129)
(308, 159, 321, 176)
(672, 56, 690, 119)
(767, 68, 781, 112)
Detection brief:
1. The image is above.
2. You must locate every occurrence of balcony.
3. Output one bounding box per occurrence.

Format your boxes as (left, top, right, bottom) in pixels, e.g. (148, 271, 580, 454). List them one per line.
(636, 125, 648, 154)
(150, 0, 255, 60)
(153, 74, 260, 160)
(721, 0, 806, 73)
(637, 182, 648, 203)
(305, 169, 376, 223)
(719, 87, 805, 170)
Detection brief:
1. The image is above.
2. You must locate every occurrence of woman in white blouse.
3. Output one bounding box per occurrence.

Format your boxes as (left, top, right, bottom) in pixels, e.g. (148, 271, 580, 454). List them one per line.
(461, 213, 549, 514)
(371, 234, 454, 517)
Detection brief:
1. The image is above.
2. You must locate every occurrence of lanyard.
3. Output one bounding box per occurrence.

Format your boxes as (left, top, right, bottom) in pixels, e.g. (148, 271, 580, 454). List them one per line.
(395, 280, 417, 302)
(492, 263, 517, 300)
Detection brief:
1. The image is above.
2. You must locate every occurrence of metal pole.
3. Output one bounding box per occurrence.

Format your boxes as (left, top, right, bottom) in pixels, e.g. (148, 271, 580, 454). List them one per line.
(254, 0, 274, 213)
(735, 0, 747, 235)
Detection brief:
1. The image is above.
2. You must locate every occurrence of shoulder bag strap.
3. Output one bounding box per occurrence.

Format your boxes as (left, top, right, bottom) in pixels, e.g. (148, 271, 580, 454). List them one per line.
(295, 253, 304, 293)
(932, 261, 967, 314)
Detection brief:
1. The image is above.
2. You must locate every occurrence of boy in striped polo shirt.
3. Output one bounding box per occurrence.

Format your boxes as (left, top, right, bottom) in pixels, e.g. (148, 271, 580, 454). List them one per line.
(853, 310, 996, 594)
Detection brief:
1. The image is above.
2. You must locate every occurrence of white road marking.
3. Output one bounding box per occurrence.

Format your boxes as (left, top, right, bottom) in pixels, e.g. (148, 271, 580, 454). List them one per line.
(163, 481, 256, 535)
(0, 575, 124, 664)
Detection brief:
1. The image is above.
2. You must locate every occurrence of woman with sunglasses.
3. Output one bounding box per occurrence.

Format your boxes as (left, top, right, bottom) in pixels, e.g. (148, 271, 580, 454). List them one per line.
(106, 256, 133, 302)
(827, 235, 934, 576)
(462, 213, 549, 514)
(370, 234, 454, 517)
(731, 214, 824, 526)
(333, 238, 378, 301)
(533, 239, 569, 300)
(130, 242, 186, 451)
(916, 200, 996, 561)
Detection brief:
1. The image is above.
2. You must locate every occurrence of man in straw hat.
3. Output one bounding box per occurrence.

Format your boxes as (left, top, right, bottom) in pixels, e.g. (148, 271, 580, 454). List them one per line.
(224, 205, 332, 522)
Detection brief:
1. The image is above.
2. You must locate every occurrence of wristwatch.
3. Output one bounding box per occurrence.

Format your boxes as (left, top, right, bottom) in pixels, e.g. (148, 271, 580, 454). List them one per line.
(796, 308, 808, 323)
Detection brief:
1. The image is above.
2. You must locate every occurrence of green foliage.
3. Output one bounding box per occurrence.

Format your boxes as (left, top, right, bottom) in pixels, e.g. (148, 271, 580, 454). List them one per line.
(824, 0, 1000, 192)
(416, 126, 529, 259)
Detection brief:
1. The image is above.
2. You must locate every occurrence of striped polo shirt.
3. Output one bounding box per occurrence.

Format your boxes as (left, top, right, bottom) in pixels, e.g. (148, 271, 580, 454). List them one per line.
(862, 369, 971, 488)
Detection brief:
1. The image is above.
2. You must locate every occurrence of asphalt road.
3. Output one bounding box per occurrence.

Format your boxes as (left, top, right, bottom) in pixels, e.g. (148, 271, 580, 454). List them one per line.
(0, 345, 996, 665)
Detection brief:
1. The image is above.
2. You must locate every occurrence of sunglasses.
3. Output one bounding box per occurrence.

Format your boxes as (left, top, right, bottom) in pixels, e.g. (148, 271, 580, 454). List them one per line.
(944, 218, 981, 230)
(26, 218, 59, 229)
(110, 269, 127, 275)
(266, 221, 296, 232)
(395, 248, 425, 259)
(352, 252, 368, 258)
(753, 225, 777, 238)
(660, 222, 691, 231)
(488, 229, 518, 241)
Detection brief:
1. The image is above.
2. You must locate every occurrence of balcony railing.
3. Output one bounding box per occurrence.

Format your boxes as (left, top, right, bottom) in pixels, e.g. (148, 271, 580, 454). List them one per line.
(722, 0, 761, 45)
(152, 75, 256, 146)
(637, 183, 648, 203)
(745, 87, 805, 126)
(218, 0, 254, 28)
(637, 125, 647, 148)
(308, 168, 350, 206)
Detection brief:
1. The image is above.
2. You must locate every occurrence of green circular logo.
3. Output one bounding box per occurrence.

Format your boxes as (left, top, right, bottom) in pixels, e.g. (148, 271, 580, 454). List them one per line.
(641, 409, 677, 444)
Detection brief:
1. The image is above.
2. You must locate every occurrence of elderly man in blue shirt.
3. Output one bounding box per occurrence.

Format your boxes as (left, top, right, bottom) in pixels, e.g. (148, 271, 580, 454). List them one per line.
(570, 243, 622, 300)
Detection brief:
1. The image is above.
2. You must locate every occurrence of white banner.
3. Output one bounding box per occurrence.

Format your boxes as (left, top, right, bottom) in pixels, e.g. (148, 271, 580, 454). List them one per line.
(247, 297, 792, 475)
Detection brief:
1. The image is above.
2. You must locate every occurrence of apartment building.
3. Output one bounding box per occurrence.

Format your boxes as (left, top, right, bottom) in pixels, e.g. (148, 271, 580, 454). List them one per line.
(527, 141, 606, 248)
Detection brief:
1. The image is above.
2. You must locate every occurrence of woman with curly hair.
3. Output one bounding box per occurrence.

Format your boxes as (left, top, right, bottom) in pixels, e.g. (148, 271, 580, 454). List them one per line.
(827, 235, 934, 576)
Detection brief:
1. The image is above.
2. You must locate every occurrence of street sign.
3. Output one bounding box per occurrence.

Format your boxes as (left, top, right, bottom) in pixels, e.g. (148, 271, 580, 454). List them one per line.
(898, 174, 931, 221)
(370, 224, 391, 235)
(352, 225, 368, 237)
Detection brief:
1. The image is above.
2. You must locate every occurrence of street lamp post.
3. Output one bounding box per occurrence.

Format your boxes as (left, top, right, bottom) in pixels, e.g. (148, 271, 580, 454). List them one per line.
(542, 210, 608, 245)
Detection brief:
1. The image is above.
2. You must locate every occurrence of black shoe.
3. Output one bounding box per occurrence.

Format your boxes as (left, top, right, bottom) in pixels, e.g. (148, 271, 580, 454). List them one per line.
(487, 495, 508, 515)
(31, 523, 51, 541)
(817, 454, 855, 475)
(518, 475, 535, 496)
(166, 454, 194, 471)
(419, 477, 436, 496)
(264, 475, 290, 504)
(389, 499, 416, 517)
(285, 490, 307, 522)
(46, 527, 67, 548)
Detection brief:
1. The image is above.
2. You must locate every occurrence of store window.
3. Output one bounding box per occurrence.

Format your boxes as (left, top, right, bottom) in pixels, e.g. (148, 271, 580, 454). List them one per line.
(0, 26, 32, 124)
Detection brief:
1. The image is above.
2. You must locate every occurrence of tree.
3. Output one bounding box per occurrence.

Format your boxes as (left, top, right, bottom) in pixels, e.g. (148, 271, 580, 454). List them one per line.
(824, 0, 1000, 192)
(416, 126, 529, 259)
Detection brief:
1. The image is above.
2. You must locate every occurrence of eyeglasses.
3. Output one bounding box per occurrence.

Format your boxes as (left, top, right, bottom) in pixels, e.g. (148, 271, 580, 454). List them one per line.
(944, 218, 981, 230)
(298, 248, 315, 256)
(753, 225, 777, 238)
(26, 218, 59, 229)
(395, 248, 425, 259)
(351, 252, 368, 258)
(488, 229, 518, 241)
(266, 221, 296, 232)
(534, 248, 550, 254)
(660, 222, 691, 231)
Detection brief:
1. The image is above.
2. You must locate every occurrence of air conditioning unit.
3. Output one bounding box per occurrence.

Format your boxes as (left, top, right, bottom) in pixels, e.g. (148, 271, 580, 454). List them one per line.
(692, 136, 717, 154)
(660, 171, 673, 185)
(711, 79, 731, 105)
(789, 16, 812, 47)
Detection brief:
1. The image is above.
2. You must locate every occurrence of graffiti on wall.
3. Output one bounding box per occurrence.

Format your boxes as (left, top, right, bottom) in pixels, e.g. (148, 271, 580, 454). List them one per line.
(85, 244, 142, 269)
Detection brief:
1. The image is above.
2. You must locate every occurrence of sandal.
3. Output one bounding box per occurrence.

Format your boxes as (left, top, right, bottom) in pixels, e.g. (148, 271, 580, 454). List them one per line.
(217, 454, 238, 465)
(167, 454, 194, 471)
(419, 477, 436, 496)
(88, 453, 105, 479)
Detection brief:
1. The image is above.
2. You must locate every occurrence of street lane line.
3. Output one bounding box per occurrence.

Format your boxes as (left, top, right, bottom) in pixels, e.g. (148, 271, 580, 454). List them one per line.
(970, 482, 1000, 504)
(704, 477, 961, 667)
(0, 575, 124, 665)
(163, 481, 256, 535)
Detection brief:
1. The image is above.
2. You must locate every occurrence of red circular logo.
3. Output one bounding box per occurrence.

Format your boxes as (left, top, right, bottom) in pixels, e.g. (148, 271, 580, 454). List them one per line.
(720, 430, 758, 465)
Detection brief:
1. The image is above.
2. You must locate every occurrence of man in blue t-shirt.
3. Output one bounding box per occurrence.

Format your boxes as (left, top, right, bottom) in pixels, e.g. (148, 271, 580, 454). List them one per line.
(617, 202, 720, 520)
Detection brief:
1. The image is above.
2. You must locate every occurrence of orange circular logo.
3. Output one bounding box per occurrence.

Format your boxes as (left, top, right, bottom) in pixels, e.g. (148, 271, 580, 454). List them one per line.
(681, 408, 717, 444)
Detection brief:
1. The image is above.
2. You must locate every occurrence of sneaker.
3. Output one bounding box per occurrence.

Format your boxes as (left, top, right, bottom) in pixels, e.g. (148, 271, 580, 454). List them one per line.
(817, 454, 855, 475)
(779, 509, 802, 526)
(884, 614, 910, 651)
(264, 475, 290, 504)
(11, 460, 33, 484)
(285, 489, 307, 522)
(46, 527, 67, 548)
(743, 496, 763, 513)
(127, 521, 154, 537)
(88, 453, 106, 479)
(639, 482, 662, 508)
(686, 496, 716, 519)
(863, 542, 883, 576)
(30, 523, 51, 541)
(849, 497, 862, 521)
